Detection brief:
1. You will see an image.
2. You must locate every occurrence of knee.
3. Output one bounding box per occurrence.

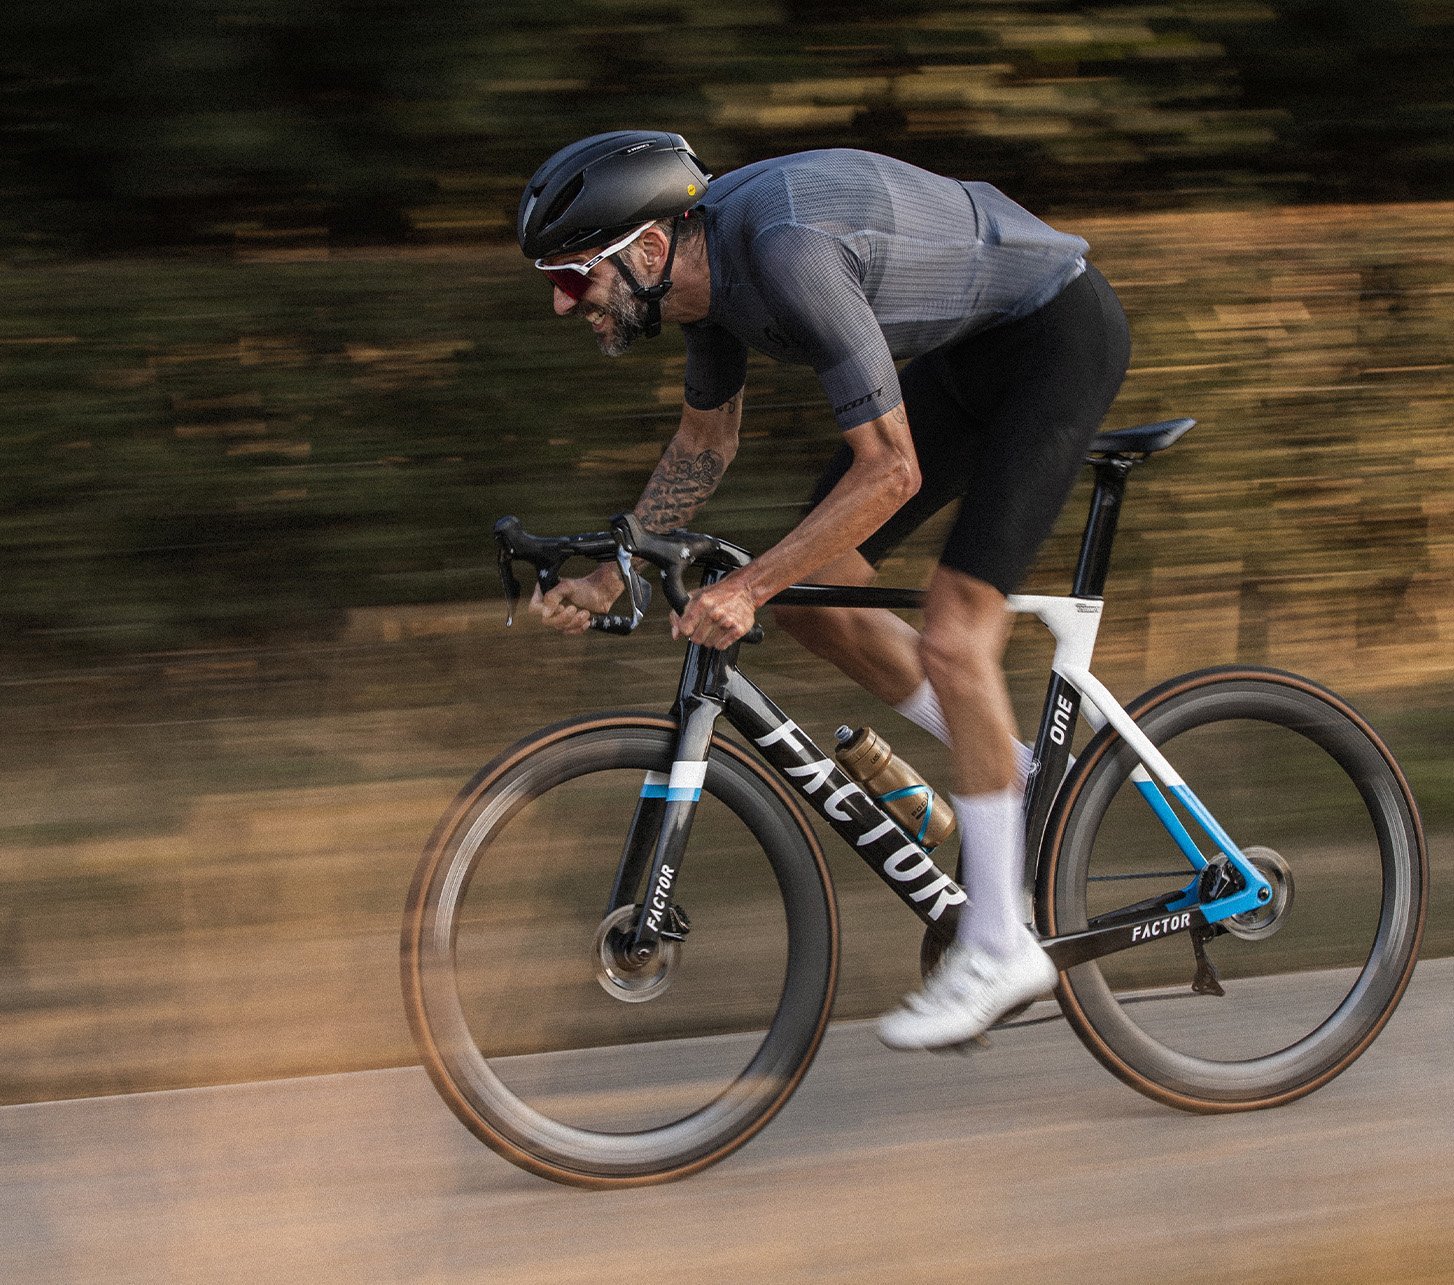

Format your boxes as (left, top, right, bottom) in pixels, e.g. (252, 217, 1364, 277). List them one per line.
(919, 627, 991, 696)
(919, 594, 1008, 694)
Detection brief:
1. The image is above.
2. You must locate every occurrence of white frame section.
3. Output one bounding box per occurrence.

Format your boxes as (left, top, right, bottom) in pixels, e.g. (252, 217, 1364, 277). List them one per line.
(1007, 594, 1271, 920)
(1007, 594, 1184, 789)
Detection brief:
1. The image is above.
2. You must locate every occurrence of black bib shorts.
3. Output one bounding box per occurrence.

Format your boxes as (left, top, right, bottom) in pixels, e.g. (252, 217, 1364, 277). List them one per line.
(805, 263, 1131, 595)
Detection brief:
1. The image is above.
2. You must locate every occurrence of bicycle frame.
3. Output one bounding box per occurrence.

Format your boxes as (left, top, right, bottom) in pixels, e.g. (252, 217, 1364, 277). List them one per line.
(612, 452, 1274, 972)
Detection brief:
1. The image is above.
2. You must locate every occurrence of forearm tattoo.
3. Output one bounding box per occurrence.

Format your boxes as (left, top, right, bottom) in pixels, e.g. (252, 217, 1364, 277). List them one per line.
(636, 442, 726, 533)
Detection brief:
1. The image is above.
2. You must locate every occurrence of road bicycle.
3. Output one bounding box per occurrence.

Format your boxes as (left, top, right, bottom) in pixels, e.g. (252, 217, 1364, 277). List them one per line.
(401, 418, 1427, 1188)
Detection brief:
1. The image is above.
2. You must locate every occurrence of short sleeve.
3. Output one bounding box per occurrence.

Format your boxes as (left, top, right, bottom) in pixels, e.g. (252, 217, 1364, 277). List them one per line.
(750, 222, 903, 430)
(682, 321, 749, 411)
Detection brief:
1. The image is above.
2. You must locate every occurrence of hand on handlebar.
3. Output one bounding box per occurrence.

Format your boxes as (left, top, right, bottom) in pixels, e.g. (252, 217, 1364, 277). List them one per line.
(530, 563, 623, 636)
(496, 514, 761, 643)
(670, 572, 759, 650)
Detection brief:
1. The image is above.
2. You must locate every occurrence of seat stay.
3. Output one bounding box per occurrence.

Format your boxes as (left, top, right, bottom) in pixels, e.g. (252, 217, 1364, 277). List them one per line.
(1051, 658, 1274, 924)
(1000, 591, 1271, 931)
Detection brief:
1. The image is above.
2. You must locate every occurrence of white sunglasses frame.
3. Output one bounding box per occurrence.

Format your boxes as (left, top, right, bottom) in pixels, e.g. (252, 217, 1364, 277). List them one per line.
(533, 221, 657, 279)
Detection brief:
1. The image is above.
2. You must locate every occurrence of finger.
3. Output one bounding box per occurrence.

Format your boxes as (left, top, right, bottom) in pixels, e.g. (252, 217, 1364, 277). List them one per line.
(672, 609, 709, 645)
(674, 600, 703, 637)
(539, 594, 588, 634)
(539, 585, 580, 625)
(536, 587, 574, 629)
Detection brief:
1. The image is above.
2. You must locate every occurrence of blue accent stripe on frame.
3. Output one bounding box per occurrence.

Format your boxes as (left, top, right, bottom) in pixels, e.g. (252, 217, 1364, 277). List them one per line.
(640, 783, 669, 799)
(1134, 779, 1208, 871)
(1171, 784, 1246, 864)
(1166, 783, 1272, 921)
(667, 787, 702, 802)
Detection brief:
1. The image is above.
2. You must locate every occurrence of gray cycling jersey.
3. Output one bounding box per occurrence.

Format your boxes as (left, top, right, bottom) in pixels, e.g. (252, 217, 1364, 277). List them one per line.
(682, 149, 1089, 429)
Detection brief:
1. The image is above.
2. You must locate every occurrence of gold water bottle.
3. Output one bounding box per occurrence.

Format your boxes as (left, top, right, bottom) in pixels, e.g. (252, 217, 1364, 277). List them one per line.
(834, 725, 956, 851)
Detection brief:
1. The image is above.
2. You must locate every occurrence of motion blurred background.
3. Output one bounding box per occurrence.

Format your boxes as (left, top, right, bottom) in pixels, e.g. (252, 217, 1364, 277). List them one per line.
(2, 0, 1451, 1104)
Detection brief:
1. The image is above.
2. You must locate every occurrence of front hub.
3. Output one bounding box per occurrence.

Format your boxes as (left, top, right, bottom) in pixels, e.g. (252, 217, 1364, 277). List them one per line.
(594, 904, 680, 1003)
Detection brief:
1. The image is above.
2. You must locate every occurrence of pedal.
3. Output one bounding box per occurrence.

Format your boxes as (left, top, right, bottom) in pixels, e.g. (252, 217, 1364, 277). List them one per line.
(1190, 925, 1225, 997)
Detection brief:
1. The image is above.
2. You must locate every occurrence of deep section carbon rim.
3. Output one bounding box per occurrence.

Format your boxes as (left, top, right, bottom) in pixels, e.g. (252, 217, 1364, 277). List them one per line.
(1043, 669, 1425, 1110)
(402, 717, 838, 1185)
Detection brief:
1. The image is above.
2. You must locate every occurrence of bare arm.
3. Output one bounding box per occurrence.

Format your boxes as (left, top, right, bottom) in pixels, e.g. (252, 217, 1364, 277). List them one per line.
(673, 404, 920, 648)
(531, 392, 743, 633)
(740, 403, 917, 604)
(634, 392, 741, 533)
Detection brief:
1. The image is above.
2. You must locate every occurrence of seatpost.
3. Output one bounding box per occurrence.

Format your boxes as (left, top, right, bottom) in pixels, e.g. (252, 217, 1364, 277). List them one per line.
(1072, 458, 1134, 598)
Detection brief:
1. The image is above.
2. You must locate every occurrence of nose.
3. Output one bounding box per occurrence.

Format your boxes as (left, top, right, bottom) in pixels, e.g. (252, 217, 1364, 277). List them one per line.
(552, 285, 579, 317)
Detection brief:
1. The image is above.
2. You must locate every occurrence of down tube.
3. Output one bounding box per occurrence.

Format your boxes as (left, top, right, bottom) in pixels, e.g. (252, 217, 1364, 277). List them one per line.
(721, 669, 967, 932)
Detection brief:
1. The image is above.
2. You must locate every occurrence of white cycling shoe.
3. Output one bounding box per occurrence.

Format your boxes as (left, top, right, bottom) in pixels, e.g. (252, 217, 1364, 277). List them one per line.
(876, 927, 1058, 1051)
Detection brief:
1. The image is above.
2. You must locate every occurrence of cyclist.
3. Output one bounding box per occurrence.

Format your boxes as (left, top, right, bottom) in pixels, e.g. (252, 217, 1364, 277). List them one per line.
(520, 131, 1131, 1049)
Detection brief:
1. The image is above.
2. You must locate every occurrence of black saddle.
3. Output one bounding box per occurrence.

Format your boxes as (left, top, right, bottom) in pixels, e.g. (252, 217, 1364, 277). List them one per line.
(1088, 418, 1195, 459)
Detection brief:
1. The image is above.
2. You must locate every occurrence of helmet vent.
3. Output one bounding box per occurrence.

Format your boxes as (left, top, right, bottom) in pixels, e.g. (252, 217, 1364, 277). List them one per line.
(541, 176, 584, 230)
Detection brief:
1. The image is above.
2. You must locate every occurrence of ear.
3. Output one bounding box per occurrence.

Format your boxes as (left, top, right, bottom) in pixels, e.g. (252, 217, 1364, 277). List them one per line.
(633, 224, 672, 271)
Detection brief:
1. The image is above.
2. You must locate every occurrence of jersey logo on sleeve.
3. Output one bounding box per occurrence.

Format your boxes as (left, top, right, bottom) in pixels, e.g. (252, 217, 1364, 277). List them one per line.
(833, 388, 884, 417)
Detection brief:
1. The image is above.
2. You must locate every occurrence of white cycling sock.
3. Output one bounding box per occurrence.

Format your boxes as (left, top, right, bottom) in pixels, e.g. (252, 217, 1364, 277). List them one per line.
(893, 678, 953, 745)
(952, 787, 1028, 960)
(893, 679, 1034, 787)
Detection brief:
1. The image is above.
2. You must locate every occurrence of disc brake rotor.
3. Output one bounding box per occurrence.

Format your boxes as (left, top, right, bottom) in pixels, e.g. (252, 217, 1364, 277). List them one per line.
(1224, 846, 1295, 941)
(594, 904, 681, 1003)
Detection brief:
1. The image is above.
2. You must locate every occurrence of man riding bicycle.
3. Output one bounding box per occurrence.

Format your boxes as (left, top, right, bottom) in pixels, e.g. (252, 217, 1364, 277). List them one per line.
(519, 130, 1131, 1049)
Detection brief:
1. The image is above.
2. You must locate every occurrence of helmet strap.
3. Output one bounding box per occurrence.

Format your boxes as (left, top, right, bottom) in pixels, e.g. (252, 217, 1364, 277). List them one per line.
(609, 217, 681, 340)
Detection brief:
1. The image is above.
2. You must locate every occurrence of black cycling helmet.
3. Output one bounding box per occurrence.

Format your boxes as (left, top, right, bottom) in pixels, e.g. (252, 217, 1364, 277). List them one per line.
(517, 130, 710, 260)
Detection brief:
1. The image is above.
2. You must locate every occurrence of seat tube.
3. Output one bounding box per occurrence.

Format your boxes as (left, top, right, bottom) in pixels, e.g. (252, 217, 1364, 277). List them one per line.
(1022, 458, 1130, 887)
(1073, 458, 1132, 598)
(1023, 670, 1083, 881)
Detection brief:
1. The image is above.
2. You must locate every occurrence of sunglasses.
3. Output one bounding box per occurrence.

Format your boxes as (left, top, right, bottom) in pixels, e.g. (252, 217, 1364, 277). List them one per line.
(533, 222, 655, 301)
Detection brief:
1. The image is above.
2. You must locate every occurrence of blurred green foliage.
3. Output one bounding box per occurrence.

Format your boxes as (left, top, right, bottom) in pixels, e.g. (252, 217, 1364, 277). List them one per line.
(2, 0, 1450, 665)
(2, 1, 1452, 254)
(4, 205, 1451, 676)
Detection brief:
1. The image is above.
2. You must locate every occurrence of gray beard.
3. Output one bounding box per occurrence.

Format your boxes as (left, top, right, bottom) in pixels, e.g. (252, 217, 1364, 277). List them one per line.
(594, 271, 649, 357)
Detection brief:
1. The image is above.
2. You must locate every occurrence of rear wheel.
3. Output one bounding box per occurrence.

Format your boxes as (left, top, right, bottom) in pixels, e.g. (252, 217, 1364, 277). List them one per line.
(1041, 668, 1425, 1111)
(402, 715, 838, 1186)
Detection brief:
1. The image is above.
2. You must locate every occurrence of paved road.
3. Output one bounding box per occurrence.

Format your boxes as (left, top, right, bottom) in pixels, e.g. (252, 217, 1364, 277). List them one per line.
(2, 958, 1449, 1284)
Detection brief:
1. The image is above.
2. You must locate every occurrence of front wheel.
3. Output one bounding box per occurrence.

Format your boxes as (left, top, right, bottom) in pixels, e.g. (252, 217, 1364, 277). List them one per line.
(1040, 667, 1426, 1111)
(401, 714, 839, 1186)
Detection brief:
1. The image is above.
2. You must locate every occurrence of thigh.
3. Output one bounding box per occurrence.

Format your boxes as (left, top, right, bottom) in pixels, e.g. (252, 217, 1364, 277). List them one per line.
(801, 266, 1130, 587)
(939, 266, 1131, 592)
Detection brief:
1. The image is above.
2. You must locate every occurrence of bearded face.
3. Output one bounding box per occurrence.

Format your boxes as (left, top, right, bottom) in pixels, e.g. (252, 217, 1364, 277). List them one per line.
(585, 266, 650, 357)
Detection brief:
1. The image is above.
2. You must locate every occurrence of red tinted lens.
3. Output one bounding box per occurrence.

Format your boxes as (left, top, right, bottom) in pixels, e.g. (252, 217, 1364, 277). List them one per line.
(543, 267, 592, 300)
